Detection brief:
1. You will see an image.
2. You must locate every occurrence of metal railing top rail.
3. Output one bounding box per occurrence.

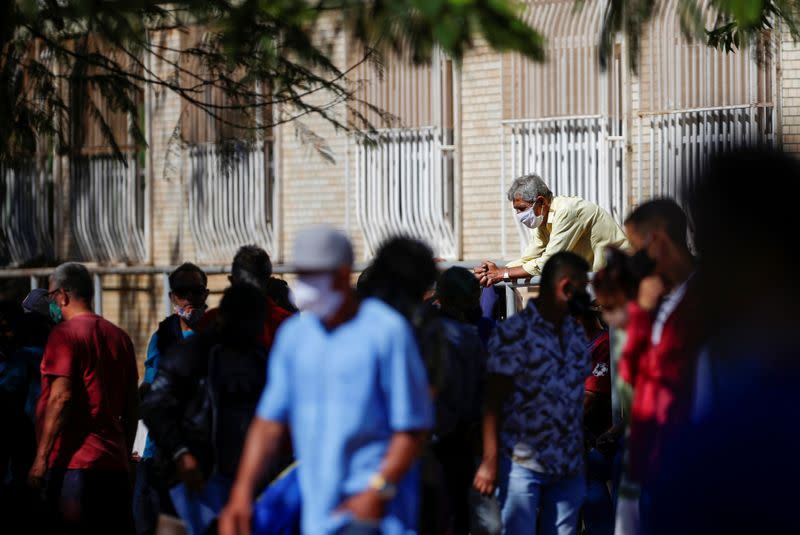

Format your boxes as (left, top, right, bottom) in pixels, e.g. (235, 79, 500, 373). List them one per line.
(502, 114, 604, 125)
(497, 273, 599, 318)
(636, 102, 775, 118)
(1, 261, 570, 322)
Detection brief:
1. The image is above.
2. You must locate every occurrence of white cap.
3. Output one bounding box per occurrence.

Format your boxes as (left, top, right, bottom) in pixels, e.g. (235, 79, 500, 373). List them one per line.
(291, 226, 353, 272)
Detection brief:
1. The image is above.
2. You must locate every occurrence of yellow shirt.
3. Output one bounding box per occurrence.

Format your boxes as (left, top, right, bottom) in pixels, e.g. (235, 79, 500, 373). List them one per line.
(507, 196, 630, 276)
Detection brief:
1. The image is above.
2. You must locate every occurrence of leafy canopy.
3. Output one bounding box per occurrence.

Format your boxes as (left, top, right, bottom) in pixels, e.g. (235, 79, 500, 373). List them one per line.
(0, 0, 545, 161)
(2, 0, 797, 162)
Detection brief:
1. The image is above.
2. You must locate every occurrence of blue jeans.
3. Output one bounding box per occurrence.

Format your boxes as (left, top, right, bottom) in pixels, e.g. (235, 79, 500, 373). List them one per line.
(497, 457, 586, 535)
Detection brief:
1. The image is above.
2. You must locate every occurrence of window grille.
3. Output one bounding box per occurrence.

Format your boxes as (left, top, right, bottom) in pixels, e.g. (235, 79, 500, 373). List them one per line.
(350, 46, 457, 258)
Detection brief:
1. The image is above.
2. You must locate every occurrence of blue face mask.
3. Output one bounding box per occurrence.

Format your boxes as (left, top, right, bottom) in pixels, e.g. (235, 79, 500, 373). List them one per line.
(49, 302, 63, 324)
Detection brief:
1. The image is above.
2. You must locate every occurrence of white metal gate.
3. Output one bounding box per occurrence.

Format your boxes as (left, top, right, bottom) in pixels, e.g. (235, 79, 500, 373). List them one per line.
(186, 141, 276, 263)
(351, 48, 458, 258)
(355, 127, 456, 258)
(635, 105, 775, 203)
(633, 1, 776, 205)
(1, 162, 54, 266)
(504, 115, 626, 217)
(179, 37, 278, 264)
(70, 154, 147, 263)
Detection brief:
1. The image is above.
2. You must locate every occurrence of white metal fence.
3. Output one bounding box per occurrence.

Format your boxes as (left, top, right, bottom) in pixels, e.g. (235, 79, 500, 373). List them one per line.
(186, 142, 276, 263)
(355, 127, 457, 258)
(504, 0, 610, 120)
(503, 116, 626, 246)
(0, 162, 54, 266)
(350, 43, 458, 258)
(634, 104, 775, 204)
(633, 3, 777, 205)
(69, 154, 147, 263)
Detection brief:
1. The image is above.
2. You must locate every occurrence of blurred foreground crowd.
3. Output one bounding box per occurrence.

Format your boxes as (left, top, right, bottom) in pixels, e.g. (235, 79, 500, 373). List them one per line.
(1, 148, 797, 535)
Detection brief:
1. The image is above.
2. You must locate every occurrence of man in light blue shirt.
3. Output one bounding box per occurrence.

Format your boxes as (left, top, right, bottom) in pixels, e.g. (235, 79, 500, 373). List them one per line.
(219, 226, 433, 535)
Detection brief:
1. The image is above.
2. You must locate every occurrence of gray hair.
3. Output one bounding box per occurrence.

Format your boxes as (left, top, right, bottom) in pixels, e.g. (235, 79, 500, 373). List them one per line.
(50, 262, 94, 302)
(506, 174, 553, 203)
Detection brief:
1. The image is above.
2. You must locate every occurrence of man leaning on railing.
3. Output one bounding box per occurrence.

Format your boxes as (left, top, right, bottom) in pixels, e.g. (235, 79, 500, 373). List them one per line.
(474, 174, 629, 287)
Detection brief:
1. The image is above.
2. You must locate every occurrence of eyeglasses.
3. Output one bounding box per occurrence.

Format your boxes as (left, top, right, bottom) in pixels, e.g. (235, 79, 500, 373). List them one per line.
(46, 288, 63, 303)
(171, 286, 208, 299)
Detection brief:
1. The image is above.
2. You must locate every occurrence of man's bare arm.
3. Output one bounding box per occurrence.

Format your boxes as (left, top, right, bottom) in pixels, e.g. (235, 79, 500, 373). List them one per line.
(474, 373, 513, 495)
(29, 376, 71, 487)
(338, 430, 427, 521)
(379, 430, 426, 483)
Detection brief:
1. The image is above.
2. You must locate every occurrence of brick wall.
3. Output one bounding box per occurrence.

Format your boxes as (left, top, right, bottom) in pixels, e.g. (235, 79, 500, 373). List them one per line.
(781, 27, 800, 153)
(460, 39, 508, 263)
(276, 13, 352, 262)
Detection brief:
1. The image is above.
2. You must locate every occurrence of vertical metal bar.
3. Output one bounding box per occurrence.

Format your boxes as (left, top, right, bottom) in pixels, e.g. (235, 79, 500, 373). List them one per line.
(30, 275, 39, 291)
(749, 44, 758, 146)
(637, 116, 642, 205)
(162, 272, 172, 318)
(654, 118, 659, 200)
(505, 284, 516, 318)
(500, 124, 507, 259)
(93, 273, 102, 316)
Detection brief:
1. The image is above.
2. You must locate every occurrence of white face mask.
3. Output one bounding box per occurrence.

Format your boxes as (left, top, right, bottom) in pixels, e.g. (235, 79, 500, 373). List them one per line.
(291, 274, 344, 320)
(516, 204, 544, 229)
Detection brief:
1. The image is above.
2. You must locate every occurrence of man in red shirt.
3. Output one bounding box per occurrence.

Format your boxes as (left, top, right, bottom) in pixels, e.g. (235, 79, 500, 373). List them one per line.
(617, 200, 705, 523)
(198, 245, 291, 347)
(29, 262, 139, 534)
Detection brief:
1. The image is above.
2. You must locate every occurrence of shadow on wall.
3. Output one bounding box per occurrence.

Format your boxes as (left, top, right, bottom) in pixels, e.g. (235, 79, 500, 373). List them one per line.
(110, 273, 160, 373)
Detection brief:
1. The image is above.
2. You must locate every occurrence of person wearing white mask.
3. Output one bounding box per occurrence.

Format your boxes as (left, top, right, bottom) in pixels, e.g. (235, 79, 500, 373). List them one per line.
(475, 174, 629, 286)
(219, 226, 433, 535)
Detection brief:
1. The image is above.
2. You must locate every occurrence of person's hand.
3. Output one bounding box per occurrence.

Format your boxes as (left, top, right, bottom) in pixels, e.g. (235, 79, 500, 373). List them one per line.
(176, 452, 205, 492)
(637, 275, 666, 311)
(479, 261, 505, 287)
(338, 489, 385, 521)
(219, 487, 253, 535)
(473, 457, 498, 496)
(131, 452, 142, 463)
(473, 262, 488, 279)
(28, 455, 47, 490)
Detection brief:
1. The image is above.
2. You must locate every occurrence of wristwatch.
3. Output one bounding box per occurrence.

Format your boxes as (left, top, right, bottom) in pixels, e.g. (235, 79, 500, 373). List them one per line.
(368, 473, 398, 500)
(503, 270, 511, 282)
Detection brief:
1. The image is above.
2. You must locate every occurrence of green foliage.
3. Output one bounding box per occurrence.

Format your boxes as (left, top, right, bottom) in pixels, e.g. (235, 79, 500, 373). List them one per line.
(600, 0, 800, 71)
(4, 0, 799, 162)
(0, 0, 546, 162)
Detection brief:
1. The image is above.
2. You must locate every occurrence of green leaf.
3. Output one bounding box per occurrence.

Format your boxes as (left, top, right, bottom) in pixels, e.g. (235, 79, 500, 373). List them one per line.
(726, 0, 766, 27)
